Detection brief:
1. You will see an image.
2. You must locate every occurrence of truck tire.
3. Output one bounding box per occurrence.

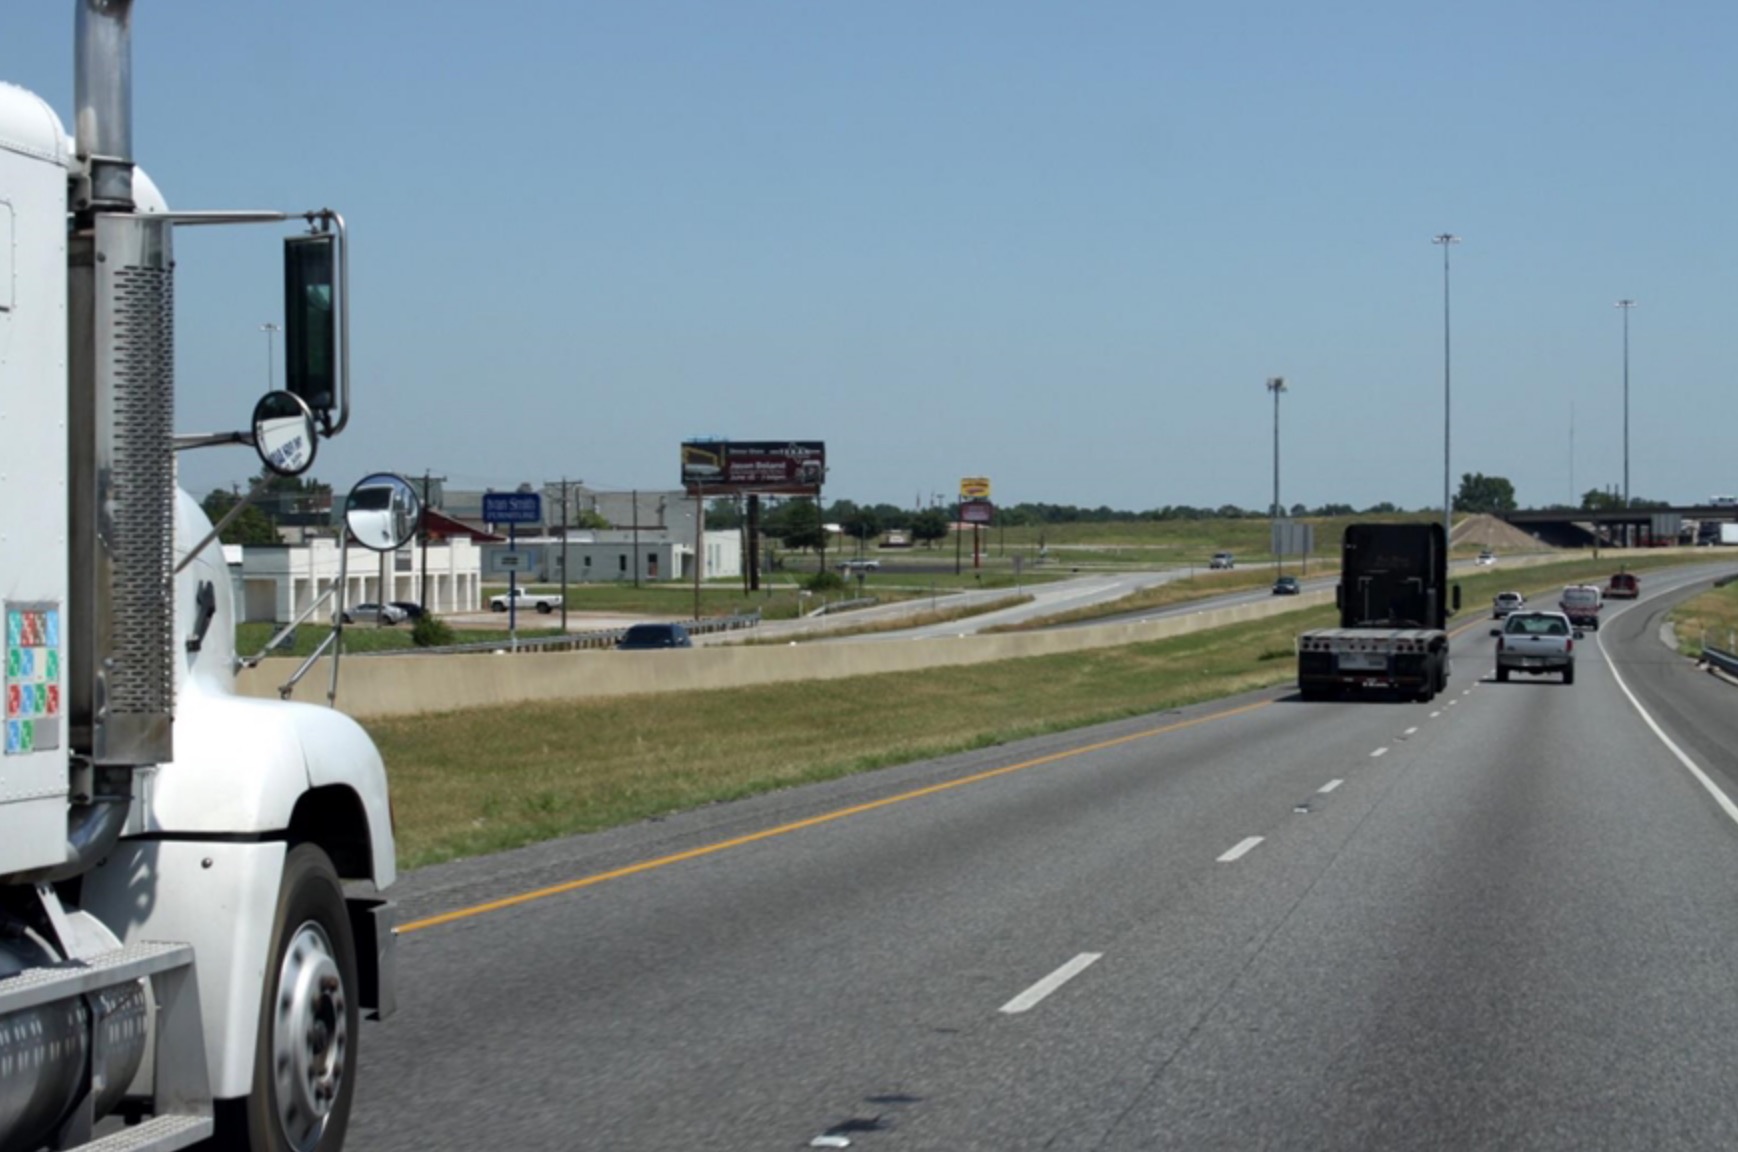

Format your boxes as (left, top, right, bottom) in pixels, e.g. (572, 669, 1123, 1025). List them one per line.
(493, 602, 506, 612)
(216, 844, 359, 1152)
(1496, 666, 1510, 683)
(537, 602, 553, 614)
(1563, 666, 1575, 685)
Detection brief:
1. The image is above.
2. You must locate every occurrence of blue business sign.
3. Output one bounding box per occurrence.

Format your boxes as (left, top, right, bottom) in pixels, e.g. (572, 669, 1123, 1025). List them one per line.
(482, 492, 542, 525)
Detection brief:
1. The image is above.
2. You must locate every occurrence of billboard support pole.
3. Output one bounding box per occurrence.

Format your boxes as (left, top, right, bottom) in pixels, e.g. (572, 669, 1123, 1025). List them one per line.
(955, 502, 962, 575)
(693, 482, 703, 622)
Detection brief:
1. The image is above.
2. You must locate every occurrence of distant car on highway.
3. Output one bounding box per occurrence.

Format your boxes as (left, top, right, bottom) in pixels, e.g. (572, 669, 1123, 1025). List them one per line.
(836, 558, 880, 573)
(1492, 591, 1525, 618)
(1495, 610, 1579, 685)
(1606, 572, 1640, 599)
(389, 601, 426, 621)
(616, 623, 693, 650)
(1476, 550, 1496, 565)
(1209, 552, 1235, 570)
(1272, 575, 1300, 595)
(1558, 585, 1603, 630)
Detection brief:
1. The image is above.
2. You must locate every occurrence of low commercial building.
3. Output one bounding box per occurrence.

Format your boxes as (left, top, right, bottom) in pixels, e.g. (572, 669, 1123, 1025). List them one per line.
(480, 530, 742, 583)
(232, 537, 482, 623)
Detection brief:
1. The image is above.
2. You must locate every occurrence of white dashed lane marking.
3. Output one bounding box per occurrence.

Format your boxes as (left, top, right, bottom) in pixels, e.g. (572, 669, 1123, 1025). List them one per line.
(1000, 953, 1103, 1014)
(1218, 837, 1264, 863)
(1319, 779, 1344, 793)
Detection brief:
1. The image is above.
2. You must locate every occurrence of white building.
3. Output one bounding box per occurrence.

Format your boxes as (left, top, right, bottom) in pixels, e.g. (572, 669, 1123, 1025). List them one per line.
(479, 530, 742, 584)
(233, 537, 482, 623)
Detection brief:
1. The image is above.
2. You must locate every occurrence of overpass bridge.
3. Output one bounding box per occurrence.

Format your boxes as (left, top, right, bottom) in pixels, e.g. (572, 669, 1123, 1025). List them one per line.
(1502, 504, 1736, 548)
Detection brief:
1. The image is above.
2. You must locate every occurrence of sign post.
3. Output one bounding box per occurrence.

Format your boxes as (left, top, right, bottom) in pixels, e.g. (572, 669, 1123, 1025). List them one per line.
(483, 492, 542, 651)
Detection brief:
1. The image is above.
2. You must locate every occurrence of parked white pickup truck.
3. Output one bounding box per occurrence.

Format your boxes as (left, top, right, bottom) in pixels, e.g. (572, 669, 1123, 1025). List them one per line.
(490, 588, 564, 613)
(1494, 610, 1580, 685)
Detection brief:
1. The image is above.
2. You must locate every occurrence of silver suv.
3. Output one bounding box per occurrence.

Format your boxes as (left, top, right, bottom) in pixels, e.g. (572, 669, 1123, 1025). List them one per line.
(1210, 552, 1234, 570)
(1492, 591, 1525, 618)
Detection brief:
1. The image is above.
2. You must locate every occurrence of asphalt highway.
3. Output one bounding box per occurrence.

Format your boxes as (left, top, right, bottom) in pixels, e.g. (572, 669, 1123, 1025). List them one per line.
(350, 562, 1738, 1151)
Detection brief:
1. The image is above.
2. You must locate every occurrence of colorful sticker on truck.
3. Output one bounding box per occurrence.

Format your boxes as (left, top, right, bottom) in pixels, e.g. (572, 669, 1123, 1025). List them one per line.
(6, 603, 62, 755)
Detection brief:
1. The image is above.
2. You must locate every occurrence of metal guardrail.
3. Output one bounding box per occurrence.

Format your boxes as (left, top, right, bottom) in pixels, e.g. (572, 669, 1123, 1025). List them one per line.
(349, 610, 762, 657)
(1705, 645, 1738, 679)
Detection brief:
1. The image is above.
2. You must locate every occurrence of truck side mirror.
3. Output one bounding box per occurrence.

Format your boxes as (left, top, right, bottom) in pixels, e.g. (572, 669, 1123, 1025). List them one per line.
(284, 232, 339, 429)
(345, 472, 422, 552)
(252, 391, 317, 477)
(1335, 585, 1343, 610)
(1451, 584, 1462, 612)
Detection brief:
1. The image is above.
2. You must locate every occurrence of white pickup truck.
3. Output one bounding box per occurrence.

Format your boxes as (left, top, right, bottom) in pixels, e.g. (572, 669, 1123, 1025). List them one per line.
(1494, 610, 1580, 684)
(490, 588, 564, 613)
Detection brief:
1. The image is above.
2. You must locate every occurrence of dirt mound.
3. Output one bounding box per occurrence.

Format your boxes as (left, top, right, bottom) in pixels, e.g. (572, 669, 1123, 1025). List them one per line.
(1452, 513, 1558, 552)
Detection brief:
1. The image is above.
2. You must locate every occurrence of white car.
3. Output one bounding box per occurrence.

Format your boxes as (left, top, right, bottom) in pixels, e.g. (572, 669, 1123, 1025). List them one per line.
(1209, 552, 1234, 570)
(1491, 591, 1525, 618)
(1476, 550, 1496, 566)
(340, 602, 406, 626)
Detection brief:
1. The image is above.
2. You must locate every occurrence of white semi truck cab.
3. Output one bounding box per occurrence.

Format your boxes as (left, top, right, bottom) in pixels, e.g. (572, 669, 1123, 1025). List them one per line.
(1, 5, 407, 1150)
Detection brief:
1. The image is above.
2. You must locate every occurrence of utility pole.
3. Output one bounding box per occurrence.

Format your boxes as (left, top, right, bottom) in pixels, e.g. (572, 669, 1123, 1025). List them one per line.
(1267, 376, 1286, 575)
(418, 470, 444, 612)
(1433, 233, 1460, 548)
(1616, 298, 1636, 546)
(559, 477, 570, 632)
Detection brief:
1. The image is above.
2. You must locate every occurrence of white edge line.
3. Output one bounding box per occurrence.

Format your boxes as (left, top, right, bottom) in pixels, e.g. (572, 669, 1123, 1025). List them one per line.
(1600, 625, 1738, 828)
(1319, 778, 1344, 793)
(1217, 835, 1264, 863)
(1000, 952, 1103, 1014)
(1370, 747, 1388, 758)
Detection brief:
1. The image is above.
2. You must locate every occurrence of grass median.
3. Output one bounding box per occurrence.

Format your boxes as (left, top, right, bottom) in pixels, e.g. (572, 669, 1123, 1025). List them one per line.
(369, 551, 1696, 870)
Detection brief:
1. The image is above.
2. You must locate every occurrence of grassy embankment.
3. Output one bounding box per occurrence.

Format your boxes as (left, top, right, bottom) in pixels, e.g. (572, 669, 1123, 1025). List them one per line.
(369, 553, 1679, 869)
(1668, 579, 1738, 657)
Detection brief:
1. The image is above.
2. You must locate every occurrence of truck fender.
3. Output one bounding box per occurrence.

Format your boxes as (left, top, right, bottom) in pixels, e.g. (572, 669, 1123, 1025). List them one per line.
(139, 682, 396, 890)
(82, 839, 286, 1100)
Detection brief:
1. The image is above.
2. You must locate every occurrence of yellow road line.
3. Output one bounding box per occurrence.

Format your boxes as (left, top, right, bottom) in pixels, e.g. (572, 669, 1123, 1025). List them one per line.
(398, 698, 1275, 933)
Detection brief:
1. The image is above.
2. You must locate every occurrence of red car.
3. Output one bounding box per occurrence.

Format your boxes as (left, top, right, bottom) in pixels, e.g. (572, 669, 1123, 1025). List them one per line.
(1606, 572, 1640, 600)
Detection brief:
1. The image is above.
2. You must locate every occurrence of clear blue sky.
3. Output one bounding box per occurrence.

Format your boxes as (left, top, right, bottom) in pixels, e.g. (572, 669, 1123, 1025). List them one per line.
(7, 1, 1733, 512)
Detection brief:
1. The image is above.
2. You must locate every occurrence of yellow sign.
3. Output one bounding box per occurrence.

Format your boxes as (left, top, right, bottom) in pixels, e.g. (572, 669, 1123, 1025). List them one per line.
(959, 476, 992, 500)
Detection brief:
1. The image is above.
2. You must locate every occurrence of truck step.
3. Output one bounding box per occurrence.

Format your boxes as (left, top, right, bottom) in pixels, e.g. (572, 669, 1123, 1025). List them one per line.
(83, 1114, 214, 1152)
(0, 941, 194, 1014)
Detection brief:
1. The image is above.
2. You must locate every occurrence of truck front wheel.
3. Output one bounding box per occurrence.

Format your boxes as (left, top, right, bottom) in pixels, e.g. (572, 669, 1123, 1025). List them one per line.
(218, 844, 359, 1152)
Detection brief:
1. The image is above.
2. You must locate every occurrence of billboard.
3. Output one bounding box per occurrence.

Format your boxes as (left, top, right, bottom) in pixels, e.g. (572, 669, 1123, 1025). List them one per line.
(960, 500, 994, 525)
(681, 440, 826, 493)
(959, 477, 992, 501)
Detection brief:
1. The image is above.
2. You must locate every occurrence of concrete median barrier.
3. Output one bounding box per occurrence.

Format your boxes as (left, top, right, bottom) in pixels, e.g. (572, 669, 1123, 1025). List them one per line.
(236, 589, 1335, 719)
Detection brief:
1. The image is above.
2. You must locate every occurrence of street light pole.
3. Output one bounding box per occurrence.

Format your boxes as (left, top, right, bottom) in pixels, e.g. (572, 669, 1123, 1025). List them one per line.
(1267, 376, 1286, 574)
(260, 321, 280, 391)
(1432, 234, 1460, 546)
(1616, 299, 1636, 515)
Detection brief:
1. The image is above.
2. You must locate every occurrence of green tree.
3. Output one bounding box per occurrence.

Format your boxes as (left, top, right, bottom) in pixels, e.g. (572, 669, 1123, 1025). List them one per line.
(1579, 488, 1625, 512)
(704, 499, 742, 530)
(570, 509, 610, 531)
(1454, 472, 1518, 514)
(770, 499, 825, 551)
(200, 490, 280, 546)
(911, 508, 950, 548)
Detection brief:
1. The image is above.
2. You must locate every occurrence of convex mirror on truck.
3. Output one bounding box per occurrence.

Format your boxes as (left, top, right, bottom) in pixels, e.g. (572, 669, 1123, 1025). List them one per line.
(345, 472, 421, 552)
(251, 390, 317, 477)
